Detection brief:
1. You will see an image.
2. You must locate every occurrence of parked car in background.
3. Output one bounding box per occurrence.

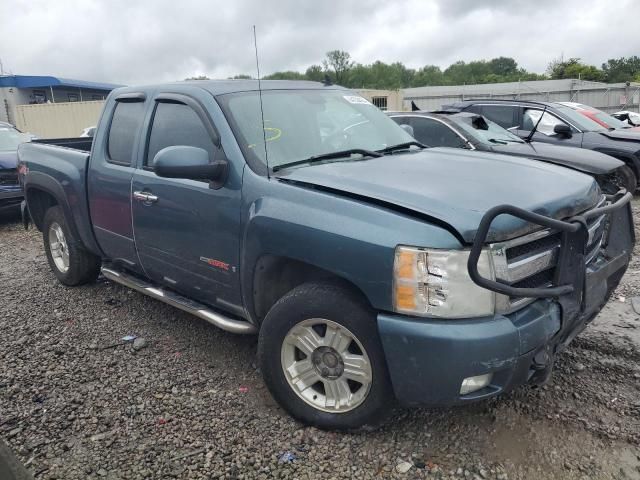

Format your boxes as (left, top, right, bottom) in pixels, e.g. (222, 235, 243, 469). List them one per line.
(18, 81, 634, 430)
(612, 110, 640, 127)
(388, 111, 628, 193)
(557, 102, 640, 132)
(80, 126, 96, 137)
(443, 99, 640, 193)
(0, 125, 31, 212)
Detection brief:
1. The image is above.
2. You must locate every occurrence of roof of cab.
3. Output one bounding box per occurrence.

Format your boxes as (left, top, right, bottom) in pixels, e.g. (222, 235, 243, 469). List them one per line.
(112, 80, 346, 97)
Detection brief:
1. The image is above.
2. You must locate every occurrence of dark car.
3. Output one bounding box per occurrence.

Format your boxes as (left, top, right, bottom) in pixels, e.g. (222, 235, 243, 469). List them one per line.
(0, 125, 31, 212)
(442, 99, 640, 193)
(388, 111, 627, 193)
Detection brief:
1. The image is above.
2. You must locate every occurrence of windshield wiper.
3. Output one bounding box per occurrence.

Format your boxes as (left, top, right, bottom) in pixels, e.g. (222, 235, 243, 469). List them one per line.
(376, 141, 426, 154)
(271, 148, 382, 172)
(488, 138, 509, 145)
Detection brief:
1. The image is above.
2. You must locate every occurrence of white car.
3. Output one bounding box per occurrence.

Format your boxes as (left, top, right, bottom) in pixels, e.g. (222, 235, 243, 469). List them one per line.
(80, 126, 96, 137)
(612, 110, 640, 127)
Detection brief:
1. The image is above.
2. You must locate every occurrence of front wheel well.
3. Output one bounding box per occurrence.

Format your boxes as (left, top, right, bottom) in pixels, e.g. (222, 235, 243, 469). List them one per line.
(25, 188, 58, 231)
(252, 255, 371, 323)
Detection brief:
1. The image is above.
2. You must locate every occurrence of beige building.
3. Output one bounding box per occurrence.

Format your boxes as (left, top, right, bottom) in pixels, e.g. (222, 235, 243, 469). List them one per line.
(354, 89, 405, 111)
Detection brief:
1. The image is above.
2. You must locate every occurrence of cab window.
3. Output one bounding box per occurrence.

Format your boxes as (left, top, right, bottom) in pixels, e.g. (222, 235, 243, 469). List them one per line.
(146, 102, 217, 167)
(411, 117, 467, 148)
(107, 101, 146, 165)
(522, 109, 571, 136)
(479, 105, 517, 129)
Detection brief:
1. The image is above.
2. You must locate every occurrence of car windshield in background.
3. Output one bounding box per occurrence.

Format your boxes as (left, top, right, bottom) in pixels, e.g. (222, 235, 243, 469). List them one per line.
(591, 111, 630, 129)
(219, 89, 414, 170)
(552, 104, 608, 132)
(0, 128, 31, 151)
(451, 114, 524, 145)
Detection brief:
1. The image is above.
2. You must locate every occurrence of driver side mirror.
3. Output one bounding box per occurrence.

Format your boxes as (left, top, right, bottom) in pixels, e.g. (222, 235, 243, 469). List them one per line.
(553, 124, 572, 138)
(154, 146, 228, 188)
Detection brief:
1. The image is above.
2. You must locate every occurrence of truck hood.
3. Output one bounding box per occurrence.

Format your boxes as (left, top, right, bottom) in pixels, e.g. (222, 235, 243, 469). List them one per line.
(490, 142, 623, 175)
(0, 150, 18, 170)
(275, 148, 601, 243)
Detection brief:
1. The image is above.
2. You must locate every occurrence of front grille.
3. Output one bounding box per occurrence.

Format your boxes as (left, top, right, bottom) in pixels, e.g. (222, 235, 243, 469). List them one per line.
(0, 169, 18, 185)
(491, 196, 608, 313)
(506, 232, 562, 261)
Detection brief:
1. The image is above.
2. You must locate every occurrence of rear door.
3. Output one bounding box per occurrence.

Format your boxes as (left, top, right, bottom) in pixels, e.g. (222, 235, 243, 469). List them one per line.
(87, 93, 148, 273)
(131, 90, 243, 311)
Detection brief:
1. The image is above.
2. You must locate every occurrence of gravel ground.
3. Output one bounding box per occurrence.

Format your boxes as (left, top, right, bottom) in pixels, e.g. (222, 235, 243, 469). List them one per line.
(0, 200, 639, 480)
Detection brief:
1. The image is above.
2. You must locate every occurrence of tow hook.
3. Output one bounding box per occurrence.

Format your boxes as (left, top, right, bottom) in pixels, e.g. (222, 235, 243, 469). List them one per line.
(529, 347, 554, 387)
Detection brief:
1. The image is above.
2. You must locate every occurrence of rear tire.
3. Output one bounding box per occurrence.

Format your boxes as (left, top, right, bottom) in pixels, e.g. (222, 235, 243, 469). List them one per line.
(42, 206, 101, 286)
(258, 282, 394, 430)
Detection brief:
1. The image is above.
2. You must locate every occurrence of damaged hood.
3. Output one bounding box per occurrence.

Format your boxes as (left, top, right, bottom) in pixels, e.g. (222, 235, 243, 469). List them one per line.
(490, 142, 623, 175)
(276, 148, 601, 243)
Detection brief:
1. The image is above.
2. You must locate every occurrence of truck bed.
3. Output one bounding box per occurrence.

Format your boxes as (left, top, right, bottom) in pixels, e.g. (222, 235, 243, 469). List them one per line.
(18, 141, 101, 255)
(34, 137, 93, 152)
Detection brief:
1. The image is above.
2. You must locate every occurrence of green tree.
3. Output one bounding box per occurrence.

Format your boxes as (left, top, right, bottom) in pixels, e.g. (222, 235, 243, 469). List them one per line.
(547, 57, 604, 81)
(230, 74, 252, 79)
(602, 56, 640, 83)
(411, 65, 443, 87)
(263, 71, 306, 80)
(185, 75, 210, 80)
(323, 50, 354, 85)
(305, 65, 325, 82)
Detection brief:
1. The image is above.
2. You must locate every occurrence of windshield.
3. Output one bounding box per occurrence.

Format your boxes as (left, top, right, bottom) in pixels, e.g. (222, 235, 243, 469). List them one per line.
(0, 128, 31, 151)
(552, 104, 607, 132)
(218, 89, 414, 170)
(451, 114, 524, 145)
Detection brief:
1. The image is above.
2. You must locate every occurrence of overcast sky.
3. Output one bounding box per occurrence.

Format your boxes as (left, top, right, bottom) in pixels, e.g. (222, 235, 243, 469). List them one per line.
(2, 0, 639, 85)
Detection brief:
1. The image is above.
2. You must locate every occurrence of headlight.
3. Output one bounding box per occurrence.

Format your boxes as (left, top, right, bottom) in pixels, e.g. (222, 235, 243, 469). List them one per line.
(393, 246, 495, 318)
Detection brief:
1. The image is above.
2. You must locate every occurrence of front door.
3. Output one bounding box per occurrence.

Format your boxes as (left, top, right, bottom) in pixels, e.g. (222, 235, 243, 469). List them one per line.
(517, 108, 583, 147)
(131, 93, 243, 312)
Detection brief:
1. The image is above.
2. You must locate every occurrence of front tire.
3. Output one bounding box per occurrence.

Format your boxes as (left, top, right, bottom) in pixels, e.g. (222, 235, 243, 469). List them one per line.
(258, 282, 394, 430)
(615, 165, 637, 194)
(42, 206, 101, 286)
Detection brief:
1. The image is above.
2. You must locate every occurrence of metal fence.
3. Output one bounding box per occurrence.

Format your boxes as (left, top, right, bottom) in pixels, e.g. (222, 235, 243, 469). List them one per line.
(402, 79, 640, 113)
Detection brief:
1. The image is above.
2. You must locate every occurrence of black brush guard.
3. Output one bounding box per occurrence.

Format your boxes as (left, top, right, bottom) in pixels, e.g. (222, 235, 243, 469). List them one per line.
(467, 190, 633, 383)
(467, 190, 633, 299)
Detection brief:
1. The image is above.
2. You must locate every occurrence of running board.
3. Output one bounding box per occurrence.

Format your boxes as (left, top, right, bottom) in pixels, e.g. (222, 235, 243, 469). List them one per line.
(101, 267, 257, 335)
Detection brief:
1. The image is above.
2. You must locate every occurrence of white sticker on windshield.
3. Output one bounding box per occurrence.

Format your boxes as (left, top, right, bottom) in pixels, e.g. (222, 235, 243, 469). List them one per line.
(343, 95, 372, 105)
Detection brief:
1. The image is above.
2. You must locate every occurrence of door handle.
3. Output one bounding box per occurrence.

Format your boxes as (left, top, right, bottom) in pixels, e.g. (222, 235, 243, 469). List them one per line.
(133, 191, 159, 204)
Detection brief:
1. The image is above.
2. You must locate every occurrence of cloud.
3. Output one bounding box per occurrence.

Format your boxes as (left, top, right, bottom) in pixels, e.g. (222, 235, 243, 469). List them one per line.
(2, 0, 639, 85)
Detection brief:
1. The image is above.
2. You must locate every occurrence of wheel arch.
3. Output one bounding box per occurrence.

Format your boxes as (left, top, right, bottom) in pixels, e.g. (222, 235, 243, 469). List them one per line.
(251, 254, 372, 324)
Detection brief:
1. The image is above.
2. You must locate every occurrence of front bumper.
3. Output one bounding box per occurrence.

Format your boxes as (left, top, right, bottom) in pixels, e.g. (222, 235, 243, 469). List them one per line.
(378, 195, 634, 407)
(0, 186, 23, 211)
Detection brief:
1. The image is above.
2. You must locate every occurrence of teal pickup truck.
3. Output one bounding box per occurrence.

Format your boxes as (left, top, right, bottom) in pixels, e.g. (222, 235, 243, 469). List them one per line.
(18, 80, 635, 430)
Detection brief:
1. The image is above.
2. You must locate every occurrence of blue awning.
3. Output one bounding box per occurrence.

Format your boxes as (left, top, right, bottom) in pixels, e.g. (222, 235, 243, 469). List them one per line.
(0, 75, 123, 91)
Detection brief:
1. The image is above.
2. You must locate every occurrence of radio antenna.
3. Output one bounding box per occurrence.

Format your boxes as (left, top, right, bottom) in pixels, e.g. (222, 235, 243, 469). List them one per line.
(253, 25, 269, 178)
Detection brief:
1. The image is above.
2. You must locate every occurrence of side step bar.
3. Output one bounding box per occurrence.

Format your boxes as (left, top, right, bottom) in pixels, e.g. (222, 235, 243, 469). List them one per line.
(101, 267, 257, 335)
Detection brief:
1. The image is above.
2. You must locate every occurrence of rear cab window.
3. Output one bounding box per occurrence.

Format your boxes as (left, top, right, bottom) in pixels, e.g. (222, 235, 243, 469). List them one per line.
(107, 101, 146, 166)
